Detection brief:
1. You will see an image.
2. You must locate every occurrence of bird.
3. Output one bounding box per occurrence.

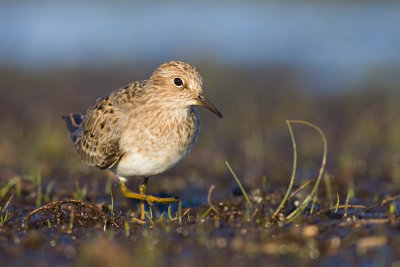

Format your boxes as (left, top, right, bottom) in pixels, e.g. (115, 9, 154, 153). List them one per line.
(62, 61, 223, 220)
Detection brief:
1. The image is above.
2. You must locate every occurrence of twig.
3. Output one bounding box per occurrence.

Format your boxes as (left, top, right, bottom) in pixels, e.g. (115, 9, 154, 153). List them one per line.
(182, 208, 191, 217)
(381, 194, 400, 206)
(1, 194, 14, 212)
(362, 194, 400, 214)
(316, 204, 366, 215)
(207, 185, 220, 214)
(335, 192, 340, 213)
(288, 180, 315, 200)
(23, 199, 107, 221)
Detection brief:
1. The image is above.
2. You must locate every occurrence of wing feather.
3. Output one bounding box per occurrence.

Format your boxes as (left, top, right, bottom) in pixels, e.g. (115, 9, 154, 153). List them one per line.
(78, 95, 123, 169)
(64, 81, 147, 169)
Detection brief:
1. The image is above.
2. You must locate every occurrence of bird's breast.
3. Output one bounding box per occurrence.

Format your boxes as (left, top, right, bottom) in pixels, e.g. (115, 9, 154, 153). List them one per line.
(113, 108, 200, 178)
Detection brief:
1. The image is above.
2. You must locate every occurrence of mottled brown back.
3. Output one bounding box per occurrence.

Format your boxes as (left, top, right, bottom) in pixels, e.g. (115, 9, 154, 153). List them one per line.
(62, 81, 146, 169)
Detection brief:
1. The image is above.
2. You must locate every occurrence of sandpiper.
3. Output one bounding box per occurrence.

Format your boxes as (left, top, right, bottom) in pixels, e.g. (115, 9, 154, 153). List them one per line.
(63, 61, 223, 219)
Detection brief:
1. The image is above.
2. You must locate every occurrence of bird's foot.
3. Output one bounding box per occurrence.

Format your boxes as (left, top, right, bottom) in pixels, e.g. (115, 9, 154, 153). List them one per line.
(120, 181, 179, 204)
(144, 195, 179, 205)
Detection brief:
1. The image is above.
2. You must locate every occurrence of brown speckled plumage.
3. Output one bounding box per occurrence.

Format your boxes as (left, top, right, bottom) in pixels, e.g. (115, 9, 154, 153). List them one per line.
(63, 61, 222, 182)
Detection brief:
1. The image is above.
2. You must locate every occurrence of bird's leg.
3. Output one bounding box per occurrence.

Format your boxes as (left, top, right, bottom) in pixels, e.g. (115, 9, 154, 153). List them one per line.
(139, 178, 148, 194)
(139, 178, 148, 220)
(120, 179, 179, 220)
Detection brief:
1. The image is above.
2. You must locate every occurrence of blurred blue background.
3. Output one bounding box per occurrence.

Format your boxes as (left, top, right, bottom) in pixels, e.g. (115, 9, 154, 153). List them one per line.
(1, 1, 400, 90)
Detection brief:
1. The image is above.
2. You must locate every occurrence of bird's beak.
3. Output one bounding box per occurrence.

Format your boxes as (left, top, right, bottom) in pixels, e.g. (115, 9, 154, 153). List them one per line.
(196, 95, 223, 118)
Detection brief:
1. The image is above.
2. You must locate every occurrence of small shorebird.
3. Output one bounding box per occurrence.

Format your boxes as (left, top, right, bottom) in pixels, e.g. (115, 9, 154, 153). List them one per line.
(63, 61, 223, 219)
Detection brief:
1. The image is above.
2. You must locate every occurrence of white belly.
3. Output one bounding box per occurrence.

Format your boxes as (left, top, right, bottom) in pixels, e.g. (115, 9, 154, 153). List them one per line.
(111, 149, 188, 179)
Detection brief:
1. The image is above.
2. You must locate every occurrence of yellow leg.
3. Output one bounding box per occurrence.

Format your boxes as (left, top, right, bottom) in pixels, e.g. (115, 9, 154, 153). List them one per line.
(139, 178, 147, 220)
(120, 179, 179, 220)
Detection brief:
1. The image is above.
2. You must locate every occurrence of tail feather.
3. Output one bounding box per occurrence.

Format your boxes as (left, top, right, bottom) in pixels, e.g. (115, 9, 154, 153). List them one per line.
(62, 113, 84, 143)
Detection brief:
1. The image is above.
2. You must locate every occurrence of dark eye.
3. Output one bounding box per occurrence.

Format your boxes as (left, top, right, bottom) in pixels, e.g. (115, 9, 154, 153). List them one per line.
(173, 77, 183, 87)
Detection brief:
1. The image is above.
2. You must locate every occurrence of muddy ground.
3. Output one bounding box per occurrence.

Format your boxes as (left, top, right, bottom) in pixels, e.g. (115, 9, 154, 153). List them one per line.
(1, 65, 400, 266)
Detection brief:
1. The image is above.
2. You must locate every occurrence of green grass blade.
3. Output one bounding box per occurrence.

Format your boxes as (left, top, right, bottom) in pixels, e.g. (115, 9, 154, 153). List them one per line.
(201, 207, 212, 219)
(324, 174, 333, 207)
(286, 120, 328, 222)
(225, 161, 251, 206)
(271, 120, 297, 219)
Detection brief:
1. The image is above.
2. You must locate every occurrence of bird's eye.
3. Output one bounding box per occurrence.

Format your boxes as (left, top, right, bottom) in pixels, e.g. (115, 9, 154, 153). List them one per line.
(173, 77, 183, 87)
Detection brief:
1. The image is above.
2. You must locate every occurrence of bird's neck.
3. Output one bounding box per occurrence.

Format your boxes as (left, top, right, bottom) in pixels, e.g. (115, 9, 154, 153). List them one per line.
(159, 105, 197, 124)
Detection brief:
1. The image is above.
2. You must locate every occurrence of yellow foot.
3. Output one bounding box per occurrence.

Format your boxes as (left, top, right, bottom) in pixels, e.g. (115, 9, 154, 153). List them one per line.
(120, 182, 179, 205)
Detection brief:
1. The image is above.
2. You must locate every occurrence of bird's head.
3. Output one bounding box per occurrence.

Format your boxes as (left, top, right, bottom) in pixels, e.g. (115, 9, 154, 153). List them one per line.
(148, 61, 223, 118)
